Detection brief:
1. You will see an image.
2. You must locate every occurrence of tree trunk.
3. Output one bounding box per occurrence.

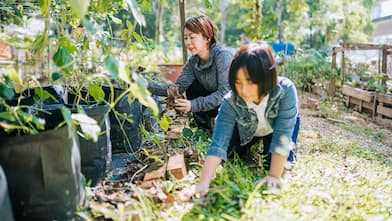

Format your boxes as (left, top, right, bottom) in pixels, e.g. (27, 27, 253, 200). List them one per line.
(255, 0, 262, 39)
(179, 0, 187, 64)
(219, 0, 230, 43)
(277, 0, 282, 42)
(155, 1, 165, 44)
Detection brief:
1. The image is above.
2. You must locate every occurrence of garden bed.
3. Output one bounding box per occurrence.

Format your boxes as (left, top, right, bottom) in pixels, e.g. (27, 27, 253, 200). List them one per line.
(342, 85, 376, 116)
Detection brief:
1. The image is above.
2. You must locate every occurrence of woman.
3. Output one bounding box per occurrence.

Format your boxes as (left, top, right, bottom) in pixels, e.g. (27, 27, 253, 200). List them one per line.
(179, 41, 299, 200)
(148, 15, 233, 130)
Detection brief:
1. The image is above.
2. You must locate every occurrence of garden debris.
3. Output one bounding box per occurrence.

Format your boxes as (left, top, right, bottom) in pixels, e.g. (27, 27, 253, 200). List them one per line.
(300, 97, 319, 110)
(165, 84, 189, 139)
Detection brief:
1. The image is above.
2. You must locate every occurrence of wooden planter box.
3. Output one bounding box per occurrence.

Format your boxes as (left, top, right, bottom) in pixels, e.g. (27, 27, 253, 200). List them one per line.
(376, 93, 392, 119)
(342, 85, 376, 115)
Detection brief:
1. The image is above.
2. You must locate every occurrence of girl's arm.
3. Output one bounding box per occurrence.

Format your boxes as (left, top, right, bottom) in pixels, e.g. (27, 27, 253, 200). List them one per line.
(178, 156, 221, 201)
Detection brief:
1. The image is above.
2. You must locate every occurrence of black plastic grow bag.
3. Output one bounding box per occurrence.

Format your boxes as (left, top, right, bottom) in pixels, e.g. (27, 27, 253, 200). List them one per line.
(101, 86, 143, 153)
(0, 165, 14, 221)
(78, 103, 111, 185)
(0, 126, 84, 221)
(33, 102, 112, 186)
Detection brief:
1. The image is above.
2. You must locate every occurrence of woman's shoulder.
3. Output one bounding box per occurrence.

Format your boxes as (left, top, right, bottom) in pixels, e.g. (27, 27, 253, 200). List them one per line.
(212, 43, 234, 57)
(278, 76, 296, 89)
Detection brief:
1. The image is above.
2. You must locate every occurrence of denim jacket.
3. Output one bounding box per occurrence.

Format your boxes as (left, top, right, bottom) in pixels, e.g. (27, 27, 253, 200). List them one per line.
(148, 43, 233, 112)
(206, 77, 299, 161)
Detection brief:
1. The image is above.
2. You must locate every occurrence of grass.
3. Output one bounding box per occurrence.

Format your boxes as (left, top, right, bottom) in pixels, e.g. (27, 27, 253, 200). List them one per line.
(178, 128, 392, 221)
(81, 104, 392, 221)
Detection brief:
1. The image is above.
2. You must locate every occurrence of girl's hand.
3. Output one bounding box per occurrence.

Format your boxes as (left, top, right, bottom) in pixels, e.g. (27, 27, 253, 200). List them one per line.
(175, 98, 191, 113)
(258, 175, 282, 194)
(178, 183, 209, 201)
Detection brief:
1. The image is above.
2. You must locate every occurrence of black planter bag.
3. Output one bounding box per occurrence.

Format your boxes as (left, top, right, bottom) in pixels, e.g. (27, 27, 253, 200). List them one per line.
(101, 86, 143, 154)
(36, 102, 112, 186)
(109, 94, 143, 153)
(0, 165, 14, 221)
(0, 126, 84, 221)
(78, 104, 111, 185)
(0, 86, 65, 136)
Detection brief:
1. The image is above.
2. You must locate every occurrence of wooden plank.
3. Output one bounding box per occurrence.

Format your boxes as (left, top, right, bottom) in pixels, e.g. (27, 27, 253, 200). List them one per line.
(377, 105, 392, 118)
(342, 85, 374, 103)
(341, 43, 392, 50)
(375, 117, 392, 127)
(348, 97, 374, 110)
(377, 93, 392, 104)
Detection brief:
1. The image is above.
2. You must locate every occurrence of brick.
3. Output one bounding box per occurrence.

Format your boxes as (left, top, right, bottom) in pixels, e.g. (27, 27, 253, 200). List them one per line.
(167, 154, 187, 179)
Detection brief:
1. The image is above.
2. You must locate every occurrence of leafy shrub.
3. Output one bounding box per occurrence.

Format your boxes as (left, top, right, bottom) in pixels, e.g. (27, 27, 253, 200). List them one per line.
(281, 49, 338, 90)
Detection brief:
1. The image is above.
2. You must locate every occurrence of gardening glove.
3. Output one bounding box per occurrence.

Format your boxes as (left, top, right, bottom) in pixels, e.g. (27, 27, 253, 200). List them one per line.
(257, 175, 282, 195)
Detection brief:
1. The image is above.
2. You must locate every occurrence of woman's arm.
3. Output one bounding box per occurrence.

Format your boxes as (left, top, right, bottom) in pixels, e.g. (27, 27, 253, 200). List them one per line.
(148, 60, 195, 96)
(190, 50, 232, 112)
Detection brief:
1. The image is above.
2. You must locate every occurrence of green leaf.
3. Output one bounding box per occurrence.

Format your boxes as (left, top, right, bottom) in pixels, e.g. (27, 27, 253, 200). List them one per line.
(82, 17, 95, 33)
(72, 113, 100, 142)
(7, 67, 25, 93)
(104, 55, 119, 78)
(133, 31, 144, 45)
(0, 112, 15, 121)
(38, 0, 50, 17)
(204, 0, 213, 8)
(182, 127, 193, 139)
(34, 87, 58, 103)
(129, 74, 158, 116)
(124, 0, 146, 26)
(71, 0, 90, 20)
(51, 72, 63, 81)
(59, 37, 78, 54)
(61, 106, 72, 129)
(158, 114, 173, 132)
(32, 115, 46, 130)
(53, 46, 74, 75)
(88, 84, 105, 104)
(109, 14, 122, 25)
(0, 84, 15, 100)
(32, 34, 48, 54)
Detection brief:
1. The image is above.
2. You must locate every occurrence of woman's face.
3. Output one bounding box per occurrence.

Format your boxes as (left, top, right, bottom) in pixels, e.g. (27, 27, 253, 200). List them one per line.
(183, 28, 209, 56)
(234, 67, 261, 104)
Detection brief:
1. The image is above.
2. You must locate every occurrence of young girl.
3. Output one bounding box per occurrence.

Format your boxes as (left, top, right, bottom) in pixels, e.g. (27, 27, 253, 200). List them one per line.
(148, 15, 233, 130)
(179, 41, 299, 199)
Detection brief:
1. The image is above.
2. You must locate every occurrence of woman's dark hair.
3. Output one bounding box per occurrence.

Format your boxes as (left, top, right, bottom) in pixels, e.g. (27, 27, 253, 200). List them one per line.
(184, 15, 218, 46)
(229, 41, 278, 97)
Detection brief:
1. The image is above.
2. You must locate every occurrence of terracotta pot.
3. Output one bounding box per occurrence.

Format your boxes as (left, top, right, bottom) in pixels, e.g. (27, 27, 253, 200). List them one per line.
(157, 64, 183, 83)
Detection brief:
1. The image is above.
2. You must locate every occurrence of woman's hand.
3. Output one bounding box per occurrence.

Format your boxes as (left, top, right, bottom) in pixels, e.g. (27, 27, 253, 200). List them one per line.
(175, 98, 191, 113)
(178, 182, 209, 201)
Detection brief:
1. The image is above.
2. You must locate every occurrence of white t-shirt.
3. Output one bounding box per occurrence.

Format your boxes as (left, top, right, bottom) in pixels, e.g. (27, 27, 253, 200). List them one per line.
(246, 94, 273, 137)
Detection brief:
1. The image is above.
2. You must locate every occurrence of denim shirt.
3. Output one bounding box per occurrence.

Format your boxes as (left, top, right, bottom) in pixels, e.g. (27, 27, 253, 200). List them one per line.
(148, 43, 233, 112)
(206, 77, 299, 161)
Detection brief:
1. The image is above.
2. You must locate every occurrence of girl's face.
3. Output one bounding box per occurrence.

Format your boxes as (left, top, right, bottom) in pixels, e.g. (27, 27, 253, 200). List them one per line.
(183, 28, 210, 56)
(234, 67, 261, 104)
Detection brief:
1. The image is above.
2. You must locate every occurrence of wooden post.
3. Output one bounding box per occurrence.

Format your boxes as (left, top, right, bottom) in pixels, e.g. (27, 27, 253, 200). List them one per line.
(179, 0, 187, 64)
(340, 50, 345, 89)
(329, 47, 338, 97)
(381, 47, 387, 87)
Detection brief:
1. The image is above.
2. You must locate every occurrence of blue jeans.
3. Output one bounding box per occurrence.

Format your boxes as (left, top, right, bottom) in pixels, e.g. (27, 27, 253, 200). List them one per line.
(288, 114, 300, 162)
(228, 115, 300, 169)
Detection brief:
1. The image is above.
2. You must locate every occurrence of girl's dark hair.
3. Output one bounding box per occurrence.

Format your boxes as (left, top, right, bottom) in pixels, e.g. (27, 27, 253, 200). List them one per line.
(229, 41, 278, 97)
(184, 15, 218, 46)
